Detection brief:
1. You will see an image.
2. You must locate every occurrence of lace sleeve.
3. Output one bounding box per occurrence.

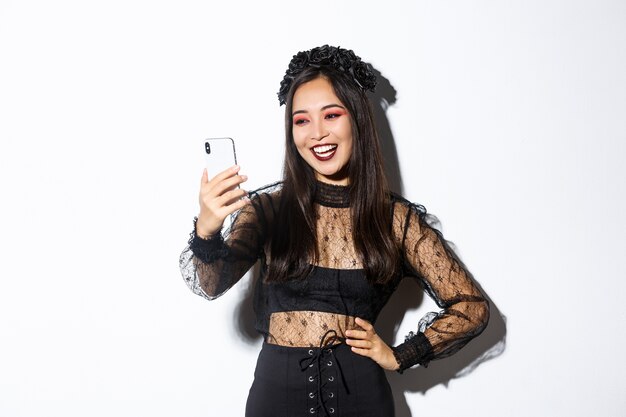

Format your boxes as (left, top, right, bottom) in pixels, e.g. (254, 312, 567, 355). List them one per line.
(179, 190, 274, 300)
(391, 201, 490, 373)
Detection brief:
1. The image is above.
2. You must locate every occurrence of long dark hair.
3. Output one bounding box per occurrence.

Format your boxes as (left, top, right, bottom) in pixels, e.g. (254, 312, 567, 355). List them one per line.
(266, 66, 400, 285)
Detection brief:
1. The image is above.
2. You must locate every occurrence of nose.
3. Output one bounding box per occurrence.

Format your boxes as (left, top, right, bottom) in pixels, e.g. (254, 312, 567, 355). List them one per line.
(311, 118, 329, 141)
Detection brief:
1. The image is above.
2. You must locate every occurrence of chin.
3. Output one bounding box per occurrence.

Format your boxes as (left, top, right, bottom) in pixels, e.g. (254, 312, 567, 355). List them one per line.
(316, 168, 349, 183)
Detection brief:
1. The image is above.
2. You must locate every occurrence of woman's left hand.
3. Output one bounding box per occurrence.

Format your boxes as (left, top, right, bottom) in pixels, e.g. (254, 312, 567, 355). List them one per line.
(345, 317, 400, 371)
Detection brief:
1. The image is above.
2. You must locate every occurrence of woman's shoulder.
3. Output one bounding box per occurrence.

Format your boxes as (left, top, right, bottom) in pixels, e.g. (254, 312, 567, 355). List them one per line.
(388, 191, 427, 218)
(242, 181, 283, 218)
(226, 181, 283, 230)
(389, 192, 427, 240)
(248, 180, 283, 200)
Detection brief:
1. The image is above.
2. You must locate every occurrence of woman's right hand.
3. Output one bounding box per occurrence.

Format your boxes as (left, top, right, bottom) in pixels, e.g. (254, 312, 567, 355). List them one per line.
(195, 165, 250, 238)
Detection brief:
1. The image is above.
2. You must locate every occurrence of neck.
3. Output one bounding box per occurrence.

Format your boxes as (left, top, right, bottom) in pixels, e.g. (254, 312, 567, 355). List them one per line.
(313, 179, 350, 208)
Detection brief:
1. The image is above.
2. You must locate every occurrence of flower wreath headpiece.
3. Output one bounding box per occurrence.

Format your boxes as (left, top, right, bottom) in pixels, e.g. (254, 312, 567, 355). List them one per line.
(277, 45, 377, 106)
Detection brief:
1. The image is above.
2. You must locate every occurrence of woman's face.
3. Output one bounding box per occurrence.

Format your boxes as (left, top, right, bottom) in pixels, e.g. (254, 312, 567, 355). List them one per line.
(291, 76, 353, 186)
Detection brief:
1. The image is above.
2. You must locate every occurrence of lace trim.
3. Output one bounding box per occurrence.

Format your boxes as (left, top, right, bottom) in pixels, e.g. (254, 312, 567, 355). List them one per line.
(314, 181, 350, 208)
(392, 331, 435, 373)
(188, 217, 228, 263)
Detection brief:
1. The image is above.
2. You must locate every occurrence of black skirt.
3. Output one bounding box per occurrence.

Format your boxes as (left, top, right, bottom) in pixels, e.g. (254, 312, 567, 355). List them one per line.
(245, 340, 395, 417)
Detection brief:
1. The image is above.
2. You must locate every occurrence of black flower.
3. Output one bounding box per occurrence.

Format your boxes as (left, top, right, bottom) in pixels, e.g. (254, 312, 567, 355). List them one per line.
(309, 44, 335, 66)
(287, 51, 309, 76)
(334, 48, 357, 71)
(352, 61, 377, 92)
(277, 76, 293, 106)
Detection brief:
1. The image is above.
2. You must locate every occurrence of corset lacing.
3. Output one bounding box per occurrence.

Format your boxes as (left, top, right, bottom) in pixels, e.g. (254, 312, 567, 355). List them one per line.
(299, 329, 349, 416)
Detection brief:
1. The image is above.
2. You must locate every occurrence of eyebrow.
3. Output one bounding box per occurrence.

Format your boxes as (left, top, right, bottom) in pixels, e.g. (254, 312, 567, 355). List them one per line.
(292, 103, 346, 117)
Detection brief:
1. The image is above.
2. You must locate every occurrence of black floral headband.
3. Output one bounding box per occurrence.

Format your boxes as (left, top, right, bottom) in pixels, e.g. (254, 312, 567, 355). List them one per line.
(277, 45, 377, 106)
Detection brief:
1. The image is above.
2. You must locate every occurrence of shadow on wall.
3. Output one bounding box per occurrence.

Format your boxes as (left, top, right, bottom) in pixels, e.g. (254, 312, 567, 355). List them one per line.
(232, 68, 507, 417)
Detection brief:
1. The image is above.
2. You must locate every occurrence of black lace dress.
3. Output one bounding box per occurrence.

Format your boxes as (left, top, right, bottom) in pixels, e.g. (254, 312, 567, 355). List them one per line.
(179, 180, 489, 417)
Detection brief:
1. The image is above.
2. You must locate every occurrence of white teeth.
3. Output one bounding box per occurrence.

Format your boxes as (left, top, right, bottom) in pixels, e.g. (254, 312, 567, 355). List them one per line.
(313, 144, 337, 154)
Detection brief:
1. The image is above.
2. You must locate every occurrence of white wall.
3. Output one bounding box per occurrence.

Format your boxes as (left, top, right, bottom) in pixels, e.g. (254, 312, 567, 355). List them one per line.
(1, 1, 624, 416)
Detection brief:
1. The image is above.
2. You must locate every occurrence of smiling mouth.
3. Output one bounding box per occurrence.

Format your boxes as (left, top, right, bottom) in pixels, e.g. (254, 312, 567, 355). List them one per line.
(311, 144, 337, 161)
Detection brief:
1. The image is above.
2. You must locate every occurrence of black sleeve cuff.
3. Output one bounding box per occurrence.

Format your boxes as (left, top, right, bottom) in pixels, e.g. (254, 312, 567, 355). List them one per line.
(188, 217, 229, 263)
(392, 331, 435, 374)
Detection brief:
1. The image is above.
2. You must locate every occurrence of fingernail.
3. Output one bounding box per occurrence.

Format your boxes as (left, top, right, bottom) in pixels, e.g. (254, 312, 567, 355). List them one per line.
(233, 165, 240, 171)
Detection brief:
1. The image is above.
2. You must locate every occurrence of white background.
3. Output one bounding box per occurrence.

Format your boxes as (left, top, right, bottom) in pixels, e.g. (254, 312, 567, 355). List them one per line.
(1, 1, 625, 416)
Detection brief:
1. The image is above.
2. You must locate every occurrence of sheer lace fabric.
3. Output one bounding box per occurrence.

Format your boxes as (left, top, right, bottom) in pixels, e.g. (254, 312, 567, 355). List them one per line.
(180, 180, 489, 372)
(181, 188, 276, 300)
(392, 202, 490, 367)
(314, 205, 362, 269)
(267, 311, 358, 347)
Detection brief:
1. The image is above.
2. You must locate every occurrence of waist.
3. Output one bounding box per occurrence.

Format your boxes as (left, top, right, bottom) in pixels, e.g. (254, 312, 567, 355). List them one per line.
(266, 311, 362, 348)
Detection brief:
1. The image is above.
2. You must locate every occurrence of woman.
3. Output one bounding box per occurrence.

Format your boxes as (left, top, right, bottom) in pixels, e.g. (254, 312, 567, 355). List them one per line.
(180, 45, 490, 417)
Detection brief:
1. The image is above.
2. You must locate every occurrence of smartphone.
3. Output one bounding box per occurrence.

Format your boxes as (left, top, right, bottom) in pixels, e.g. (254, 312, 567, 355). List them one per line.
(204, 137, 238, 182)
(203, 137, 240, 230)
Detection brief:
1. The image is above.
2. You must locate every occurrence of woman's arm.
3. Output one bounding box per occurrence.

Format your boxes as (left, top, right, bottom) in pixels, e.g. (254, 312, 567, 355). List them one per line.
(391, 201, 490, 373)
(179, 166, 273, 300)
(179, 198, 266, 300)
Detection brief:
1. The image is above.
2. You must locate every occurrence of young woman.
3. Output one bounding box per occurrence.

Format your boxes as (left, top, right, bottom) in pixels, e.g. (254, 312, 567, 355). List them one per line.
(180, 45, 490, 417)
